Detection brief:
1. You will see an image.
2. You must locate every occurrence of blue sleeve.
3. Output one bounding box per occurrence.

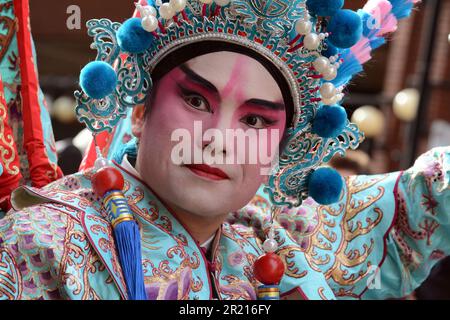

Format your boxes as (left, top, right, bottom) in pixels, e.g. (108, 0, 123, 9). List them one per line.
(362, 147, 450, 299)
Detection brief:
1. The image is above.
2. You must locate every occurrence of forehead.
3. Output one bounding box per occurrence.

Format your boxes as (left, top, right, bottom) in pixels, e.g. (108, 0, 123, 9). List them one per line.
(184, 51, 283, 102)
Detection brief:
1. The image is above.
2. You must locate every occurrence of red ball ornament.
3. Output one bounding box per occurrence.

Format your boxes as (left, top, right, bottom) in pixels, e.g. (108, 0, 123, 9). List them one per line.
(253, 253, 285, 285)
(92, 166, 124, 197)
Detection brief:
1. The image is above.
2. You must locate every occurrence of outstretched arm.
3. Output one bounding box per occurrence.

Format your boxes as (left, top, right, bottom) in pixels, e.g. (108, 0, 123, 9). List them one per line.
(297, 147, 450, 299)
(363, 147, 450, 299)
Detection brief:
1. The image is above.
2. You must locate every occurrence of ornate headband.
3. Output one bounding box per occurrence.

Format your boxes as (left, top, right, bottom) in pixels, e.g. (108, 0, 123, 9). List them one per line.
(75, 0, 419, 207)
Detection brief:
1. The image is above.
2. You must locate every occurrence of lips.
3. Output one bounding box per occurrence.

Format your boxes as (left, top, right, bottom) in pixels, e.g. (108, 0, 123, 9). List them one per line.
(184, 164, 230, 181)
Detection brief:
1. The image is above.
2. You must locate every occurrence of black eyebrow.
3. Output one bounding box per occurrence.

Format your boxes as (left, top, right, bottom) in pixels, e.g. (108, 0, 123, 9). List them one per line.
(179, 64, 219, 94)
(179, 64, 285, 111)
(245, 98, 285, 111)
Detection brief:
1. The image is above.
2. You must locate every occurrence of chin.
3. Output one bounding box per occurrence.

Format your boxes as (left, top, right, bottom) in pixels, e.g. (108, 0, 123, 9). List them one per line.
(170, 179, 253, 217)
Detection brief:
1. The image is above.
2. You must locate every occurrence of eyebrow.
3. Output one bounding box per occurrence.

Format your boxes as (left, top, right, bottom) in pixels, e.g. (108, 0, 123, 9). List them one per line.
(180, 64, 219, 93)
(245, 98, 285, 111)
(179, 64, 285, 111)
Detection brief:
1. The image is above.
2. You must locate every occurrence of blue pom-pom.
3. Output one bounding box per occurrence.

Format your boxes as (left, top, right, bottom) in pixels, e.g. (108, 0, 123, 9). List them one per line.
(307, 0, 344, 17)
(321, 41, 340, 58)
(312, 105, 348, 138)
(0, 163, 3, 176)
(327, 9, 363, 49)
(117, 18, 154, 54)
(308, 167, 343, 205)
(80, 61, 117, 99)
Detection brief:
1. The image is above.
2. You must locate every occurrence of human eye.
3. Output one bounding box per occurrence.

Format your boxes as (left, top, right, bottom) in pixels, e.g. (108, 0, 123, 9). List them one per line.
(178, 85, 211, 112)
(240, 114, 277, 129)
(184, 93, 211, 112)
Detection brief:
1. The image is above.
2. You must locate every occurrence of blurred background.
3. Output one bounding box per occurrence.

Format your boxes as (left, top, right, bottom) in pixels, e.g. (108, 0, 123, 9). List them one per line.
(28, 0, 449, 299)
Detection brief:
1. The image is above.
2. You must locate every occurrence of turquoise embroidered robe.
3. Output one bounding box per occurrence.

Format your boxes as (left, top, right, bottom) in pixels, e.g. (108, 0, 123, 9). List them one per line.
(0, 147, 449, 300)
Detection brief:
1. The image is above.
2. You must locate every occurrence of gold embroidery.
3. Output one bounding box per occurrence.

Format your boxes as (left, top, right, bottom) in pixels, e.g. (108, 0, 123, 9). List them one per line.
(0, 92, 20, 175)
(0, 248, 22, 300)
(306, 175, 388, 287)
(277, 247, 308, 279)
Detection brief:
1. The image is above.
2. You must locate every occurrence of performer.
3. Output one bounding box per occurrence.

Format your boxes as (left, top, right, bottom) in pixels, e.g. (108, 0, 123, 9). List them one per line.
(1, 0, 448, 300)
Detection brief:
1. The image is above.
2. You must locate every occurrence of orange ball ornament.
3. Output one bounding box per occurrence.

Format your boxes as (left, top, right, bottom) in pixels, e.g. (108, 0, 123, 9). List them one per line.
(253, 253, 285, 285)
(92, 166, 124, 197)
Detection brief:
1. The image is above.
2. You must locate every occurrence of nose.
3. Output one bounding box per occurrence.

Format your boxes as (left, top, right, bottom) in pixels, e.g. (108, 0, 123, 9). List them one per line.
(198, 100, 237, 163)
(201, 119, 235, 164)
(202, 134, 227, 159)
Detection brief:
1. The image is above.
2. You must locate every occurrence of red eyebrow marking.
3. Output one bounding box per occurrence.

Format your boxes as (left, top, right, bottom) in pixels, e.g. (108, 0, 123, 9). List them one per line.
(222, 56, 248, 101)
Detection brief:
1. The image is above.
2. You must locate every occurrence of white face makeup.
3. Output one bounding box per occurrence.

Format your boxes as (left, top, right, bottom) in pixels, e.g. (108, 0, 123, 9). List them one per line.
(132, 51, 286, 218)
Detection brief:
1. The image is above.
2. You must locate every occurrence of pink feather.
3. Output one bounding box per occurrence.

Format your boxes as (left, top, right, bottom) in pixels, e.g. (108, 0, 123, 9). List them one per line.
(350, 37, 372, 64)
(363, 0, 398, 36)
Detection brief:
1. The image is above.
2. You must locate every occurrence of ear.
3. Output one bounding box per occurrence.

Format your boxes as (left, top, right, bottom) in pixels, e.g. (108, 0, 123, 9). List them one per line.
(131, 104, 145, 138)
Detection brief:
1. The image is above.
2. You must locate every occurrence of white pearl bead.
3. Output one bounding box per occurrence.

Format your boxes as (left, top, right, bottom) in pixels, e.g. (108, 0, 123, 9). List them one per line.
(312, 56, 330, 74)
(323, 65, 338, 81)
(94, 157, 111, 170)
(141, 15, 159, 32)
(143, 5, 157, 17)
(295, 20, 312, 35)
(263, 239, 278, 253)
(170, 0, 186, 12)
(199, 0, 213, 4)
(320, 83, 337, 99)
(304, 33, 321, 51)
(159, 3, 175, 19)
(322, 96, 339, 106)
(319, 33, 326, 40)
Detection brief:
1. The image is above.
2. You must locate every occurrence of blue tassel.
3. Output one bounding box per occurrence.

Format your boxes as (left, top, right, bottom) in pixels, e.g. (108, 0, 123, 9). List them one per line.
(331, 50, 363, 87)
(103, 191, 146, 300)
(369, 37, 386, 50)
(388, 0, 415, 19)
(114, 220, 147, 300)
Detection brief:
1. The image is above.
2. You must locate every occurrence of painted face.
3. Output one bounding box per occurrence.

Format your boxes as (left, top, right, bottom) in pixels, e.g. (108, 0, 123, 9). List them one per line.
(133, 51, 287, 217)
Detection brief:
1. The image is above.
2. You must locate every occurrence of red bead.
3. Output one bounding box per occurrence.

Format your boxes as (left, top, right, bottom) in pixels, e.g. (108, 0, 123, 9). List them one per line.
(253, 253, 285, 285)
(92, 166, 124, 197)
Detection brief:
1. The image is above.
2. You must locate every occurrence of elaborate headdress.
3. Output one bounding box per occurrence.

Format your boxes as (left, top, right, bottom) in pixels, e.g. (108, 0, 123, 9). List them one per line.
(76, 0, 419, 207)
(75, 0, 419, 299)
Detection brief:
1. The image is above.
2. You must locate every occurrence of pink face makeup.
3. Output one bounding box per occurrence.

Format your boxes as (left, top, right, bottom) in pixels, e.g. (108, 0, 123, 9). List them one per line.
(172, 55, 286, 163)
(134, 51, 287, 218)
